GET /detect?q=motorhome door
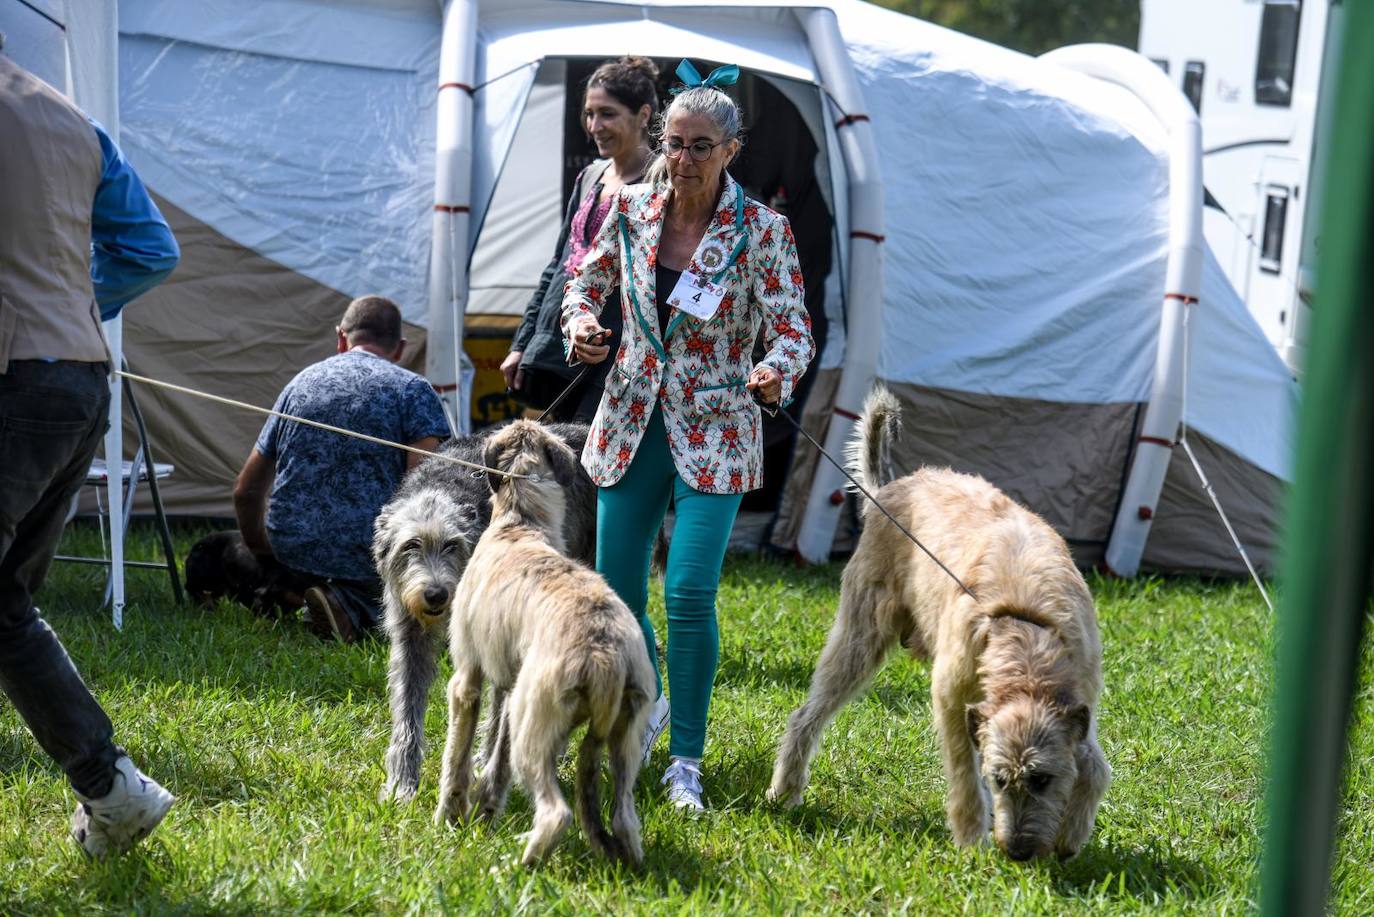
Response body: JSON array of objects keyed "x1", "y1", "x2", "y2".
[{"x1": 1249, "y1": 155, "x2": 1303, "y2": 352}]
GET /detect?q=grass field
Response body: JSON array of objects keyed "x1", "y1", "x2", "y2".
[{"x1": 1, "y1": 523, "x2": 1371, "y2": 914}]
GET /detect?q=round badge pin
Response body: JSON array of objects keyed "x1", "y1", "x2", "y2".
[{"x1": 700, "y1": 243, "x2": 725, "y2": 272}]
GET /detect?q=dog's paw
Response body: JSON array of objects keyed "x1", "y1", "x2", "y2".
[
  {"x1": 950, "y1": 829, "x2": 991, "y2": 849},
  {"x1": 433, "y1": 797, "x2": 469, "y2": 827},
  {"x1": 765, "y1": 779, "x2": 804, "y2": 810},
  {"x1": 472, "y1": 794, "x2": 505, "y2": 823},
  {"x1": 379, "y1": 780, "x2": 419, "y2": 805}
]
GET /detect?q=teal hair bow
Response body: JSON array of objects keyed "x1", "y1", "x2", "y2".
[{"x1": 672, "y1": 59, "x2": 740, "y2": 94}]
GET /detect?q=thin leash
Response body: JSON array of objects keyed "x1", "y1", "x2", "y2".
[
  {"x1": 755, "y1": 394, "x2": 980, "y2": 604},
  {"x1": 535, "y1": 364, "x2": 592, "y2": 424},
  {"x1": 113, "y1": 370, "x2": 532, "y2": 479},
  {"x1": 532, "y1": 329, "x2": 608, "y2": 423}
]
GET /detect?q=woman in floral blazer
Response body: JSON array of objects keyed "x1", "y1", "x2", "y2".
[{"x1": 562, "y1": 61, "x2": 814, "y2": 812}]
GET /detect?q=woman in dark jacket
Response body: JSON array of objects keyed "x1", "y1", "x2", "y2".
[{"x1": 501, "y1": 56, "x2": 659, "y2": 421}]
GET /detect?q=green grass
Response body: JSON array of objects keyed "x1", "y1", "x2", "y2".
[{"x1": 1, "y1": 523, "x2": 1371, "y2": 914}]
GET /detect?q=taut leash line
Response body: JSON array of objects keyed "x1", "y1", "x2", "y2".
[
  {"x1": 113, "y1": 370, "x2": 532, "y2": 480},
  {"x1": 756, "y1": 394, "x2": 980, "y2": 604}
]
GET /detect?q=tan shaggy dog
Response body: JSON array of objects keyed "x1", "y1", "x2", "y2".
[
  {"x1": 434, "y1": 420, "x2": 655, "y2": 867},
  {"x1": 768, "y1": 387, "x2": 1110, "y2": 861}
]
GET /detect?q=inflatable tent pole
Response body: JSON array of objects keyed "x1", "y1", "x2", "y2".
[
  {"x1": 794, "y1": 7, "x2": 885, "y2": 564},
  {"x1": 1039, "y1": 44, "x2": 1203, "y2": 577},
  {"x1": 64, "y1": 0, "x2": 125, "y2": 626},
  {"x1": 426, "y1": 0, "x2": 477, "y2": 434},
  {"x1": 1261, "y1": 3, "x2": 1370, "y2": 910}
]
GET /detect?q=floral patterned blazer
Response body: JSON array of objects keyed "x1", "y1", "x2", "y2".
[{"x1": 561, "y1": 173, "x2": 815, "y2": 494}]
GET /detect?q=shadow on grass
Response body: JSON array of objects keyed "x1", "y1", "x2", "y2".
[
  {"x1": 32, "y1": 593, "x2": 394, "y2": 709},
  {"x1": 716, "y1": 652, "x2": 929, "y2": 715},
  {"x1": 1047, "y1": 839, "x2": 1217, "y2": 902},
  {"x1": 4, "y1": 846, "x2": 267, "y2": 916},
  {"x1": 635, "y1": 832, "x2": 721, "y2": 894}
]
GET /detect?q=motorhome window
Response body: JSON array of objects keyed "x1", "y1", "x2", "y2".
[
  {"x1": 1255, "y1": 0, "x2": 1301, "y2": 106},
  {"x1": 1260, "y1": 186, "x2": 1289, "y2": 274},
  {"x1": 1151, "y1": 58, "x2": 1169, "y2": 74},
  {"x1": 1182, "y1": 61, "x2": 1205, "y2": 113}
]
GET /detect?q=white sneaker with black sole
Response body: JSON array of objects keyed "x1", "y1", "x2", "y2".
[
  {"x1": 662, "y1": 757, "x2": 705, "y2": 813},
  {"x1": 70, "y1": 756, "x2": 175, "y2": 858},
  {"x1": 641, "y1": 693, "x2": 670, "y2": 765}
]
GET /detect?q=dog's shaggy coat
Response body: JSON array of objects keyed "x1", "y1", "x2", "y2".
[
  {"x1": 433, "y1": 421, "x2": 654, "y2": 866},
  {"x1": 374, "y1": 423, "x2": 596, "y2": 802},
  {"x1": 768, "y1": 387, "x2": 1110, "y2": 860}
]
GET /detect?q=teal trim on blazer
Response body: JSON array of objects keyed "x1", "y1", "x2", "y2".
[
  {"x1": 619, "y1": 212, "x2": 667, "y2": 362},
  {"x1": 692, "y1": 378, "x2": 747, "y2": 393}
]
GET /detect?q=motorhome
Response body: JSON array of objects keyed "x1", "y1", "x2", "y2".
[{"x1": 1140, "y1": 0, "x2": 1345, "y2": 371}]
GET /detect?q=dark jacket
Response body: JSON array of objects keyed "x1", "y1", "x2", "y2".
[{"x1": 512, "y1": 159, "x2": 621, "y2": 378}]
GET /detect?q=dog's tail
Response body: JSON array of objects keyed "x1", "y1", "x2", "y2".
[{"x1": 845, "y1": 384, "x2": 902, "y2": 494}]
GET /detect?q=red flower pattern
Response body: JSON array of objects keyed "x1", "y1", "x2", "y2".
[{"x1": 560, "y1": 176, "x2": 814, "y2": 494}]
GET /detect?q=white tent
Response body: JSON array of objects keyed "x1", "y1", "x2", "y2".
[{"x1": 1, "y1": 0, "x2": 1296, "y2": 578}]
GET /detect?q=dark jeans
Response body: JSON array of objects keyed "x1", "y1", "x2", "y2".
[
  {"x1": 278, "y1": 562, "x2": 384, "y2": 634},
  {"x1": 0, "y1": 360, "x2": 120, "y2": 798}
]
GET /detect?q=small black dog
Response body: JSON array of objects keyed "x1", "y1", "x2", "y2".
[{"x1": 184, "y1": 530, "x2": 305, "y2": 617}]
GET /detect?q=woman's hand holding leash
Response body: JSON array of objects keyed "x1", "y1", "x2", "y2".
[
  {"x1": 572, "y1": 319, "x2": 613, "y2": 365},
  {"x1": 747, "y1": 364, "x2": 783, "y2": 409}
]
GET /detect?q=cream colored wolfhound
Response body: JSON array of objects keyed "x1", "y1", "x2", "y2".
[
  {"x1": 769, "y1": 387, "x2": 1110, "y2": 860},
  {"x1": 434, "y1": 420, "x2": 655, "y2": 867}
]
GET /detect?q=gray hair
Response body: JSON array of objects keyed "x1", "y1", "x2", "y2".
[{"x1": 645, "y1": 86, "x2": 745, "y2": 187}]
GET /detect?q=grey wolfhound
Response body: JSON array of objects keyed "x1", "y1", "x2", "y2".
[
  {"x1": 434, "y1": 420, "x2": 654, "y2": 867},
  {"x1": 373, "y1": 422, "x2": 596, "y2": 803},
  {"x1": 768, "y1": 387, "x2": 1110, "y2": 861}
]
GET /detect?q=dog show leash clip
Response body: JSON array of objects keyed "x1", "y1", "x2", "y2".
[{"x1": 751, "y1": 389, "x2": 980, "y2": 604}]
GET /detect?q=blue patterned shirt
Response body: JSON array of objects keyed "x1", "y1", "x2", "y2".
[{"x1": 256, "y1": 349, "x2": 450, "y2": 581}]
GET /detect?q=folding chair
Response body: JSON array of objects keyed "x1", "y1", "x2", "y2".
[{"x1": 54, "y1": 362, "x2": 184, "y2": 613}]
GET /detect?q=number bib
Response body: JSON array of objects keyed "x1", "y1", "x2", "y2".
[{"x1": 667, "y1": 270, "x2": 726, "y2": 321}]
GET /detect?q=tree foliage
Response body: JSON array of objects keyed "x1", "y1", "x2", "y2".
[{"x1": 870, "y1": 0, "x2": 1141, "y2": 57}]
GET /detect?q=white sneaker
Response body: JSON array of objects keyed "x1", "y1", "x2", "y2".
[
  {"x1": 661, "y1": 758, "x2": 705, "y2": 813},
  {"x1": 641, "y1": 693, "x2": 670, "y2": 765},
  {"x1": 70, "y1": 756, "x2": 175, "y2": 858}
]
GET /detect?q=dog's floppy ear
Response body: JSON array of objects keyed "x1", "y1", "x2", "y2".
[
  {"x1": 372, "y1": 506, "x2": 395, "y2": 566},
  {"x1": 482, "y1": 438, "x2": 506, "y2": 494},
  {"x1": 966, "y1": 703, "x2": 988, "y2": 751},
  {"x1": 1063, "y1": 703, "x2": 1091, "y2": 745},
  {"x1": 542, "y1": 438, "x2": 578, "y2": 488}
]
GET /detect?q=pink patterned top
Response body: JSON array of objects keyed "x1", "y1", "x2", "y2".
[{"x1": 563, "y1": 184, "x2": 615, "y2": 274}]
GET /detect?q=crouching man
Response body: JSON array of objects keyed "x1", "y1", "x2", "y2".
[{"x1": 234, "y1": 296, "x2": 450, "y2": 643}]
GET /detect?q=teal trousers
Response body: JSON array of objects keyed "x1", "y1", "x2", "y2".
[{"x1": 595, "y1": 408, "x2": 743, "y2": 760}]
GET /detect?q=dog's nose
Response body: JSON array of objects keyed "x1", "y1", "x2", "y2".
[
  {"x1": 423, "y1": 585, "x2": 450, "y2": 608},
  {"x1": 1004, "y1": 838, "x2": 1036, "y2": 862}
]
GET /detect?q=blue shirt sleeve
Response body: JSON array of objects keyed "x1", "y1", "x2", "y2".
[
  {"x1": 255, "y1": 388, "x2": 290, "y2": 459},
  {"x1": 404, "y1": 378, "x2": 453, "y2": 443},
  {"x1": 87, "y1": 118, "x2": 180, "y2": 319}
]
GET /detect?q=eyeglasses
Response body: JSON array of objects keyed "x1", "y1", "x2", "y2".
[{"x1": 661, "y1": 138, "x2": 726, "y2": 163}]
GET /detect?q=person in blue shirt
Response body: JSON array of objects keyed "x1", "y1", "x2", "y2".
[
  {"x1": 0, "y1": 51, "x2": 179, "y2": 857},
  {"x1": 233, "y1": 295, "x2": 451, "y2": 643}
]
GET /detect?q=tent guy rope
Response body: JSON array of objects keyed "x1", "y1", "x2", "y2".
[{"x1": 1178, "y1": 306, "x2": 1275, "y2": 611}]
